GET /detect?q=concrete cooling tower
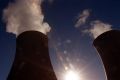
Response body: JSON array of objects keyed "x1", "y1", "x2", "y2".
[
  {"x1": 7, "y1": 31, "x2": 57, "y2": 80},
  {"x1": 93, "y1": 30, "x2": 120, "y2": 80}
]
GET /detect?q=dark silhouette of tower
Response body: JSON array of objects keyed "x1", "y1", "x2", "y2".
[
  {"x1": 93, "y1": 30, "x2": 120, "y2": 80},
  {"x1": 7, "y1": 31, "x2": 57, "y2": 80}
]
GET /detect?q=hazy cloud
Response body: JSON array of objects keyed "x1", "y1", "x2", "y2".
[
  {"x1": 3, "y1": 0, "x2": 51, "y2": 36},
  {"x1": 83, "y1": 20, "x2": 112, "y2": 38},
  {"x1": 48, "y1": 0, "x2": 54, "y2": 4},
  {"x1": 75, "y1": 9, "x2": 90, "y2": 27},
  {"x1": 65, "y1": 39, "x2": 72, "y2": 44}
]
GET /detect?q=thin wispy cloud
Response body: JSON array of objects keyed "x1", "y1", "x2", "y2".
[
  {"x1": 83, "y1": 20, "x2": 112, "y2": 38},
  {"x1": 75, "y1": 9, "x2": 90, "y2": 28},
  {"x1": 48, "y1": 0, "x2": 54, "y2": 4}
]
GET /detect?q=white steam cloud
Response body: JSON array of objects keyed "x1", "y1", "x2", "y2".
[
  {"x1": 3, "y1": 0, "x2": 51, "y2": 36},
  {"x1": 83, "y1": 20, "x2": 112, "y2": 38},
  {"x1": 75, "y1": 9, "x2": 90, "y2": 27}
]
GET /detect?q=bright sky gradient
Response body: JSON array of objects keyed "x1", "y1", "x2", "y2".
[{"x1": 0, "y1": 0, "x2": 120, "y2": 80}]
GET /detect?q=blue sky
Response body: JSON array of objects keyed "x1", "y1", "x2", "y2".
[{"x1": 0, "y1": 0, "x2": 120, "y2": 80}]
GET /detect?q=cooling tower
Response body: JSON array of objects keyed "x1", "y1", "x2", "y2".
[
  {"x1": 93, "y1": 30, "x2": 120, "y2": 80},
  {"x1": 7, "y1": 31, "x2": 57, "y2": 80}
]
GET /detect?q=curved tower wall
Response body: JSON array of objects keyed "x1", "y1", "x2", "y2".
[
  {"x1": 7, "y1": 31, "x2": 57, "y2": 80},
  {"x1": 93, "y1": 30, "x2": 120, "y2": 80}
]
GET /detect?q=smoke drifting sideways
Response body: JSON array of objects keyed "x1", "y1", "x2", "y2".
[
  {"x1": 3, "y1": 0, "x2": 51, "y2": 36},
  {"x1": 83, "y1": 20, "x2": 112, "y2": 39}
]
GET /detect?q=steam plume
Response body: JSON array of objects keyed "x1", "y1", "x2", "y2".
[
  {"x1": 3, "y1": 0, "x2": 51, "y2": 36},
  {"x1": 75, "y1": 9, "x2": 90, "y2": 27},
  {"x1": 83, "y1": 20, "x2": 112, "y2": 38}
]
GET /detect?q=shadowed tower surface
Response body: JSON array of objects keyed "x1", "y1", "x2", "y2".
[
  {"x1": 93, "y1": 30, "x2": 120, "y2": 80},
  {"x1": 7, "y1": 31, "x2": 57, "y2": 80}
]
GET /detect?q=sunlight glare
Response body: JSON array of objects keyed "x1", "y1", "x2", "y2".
[{"x1": 64, "y1": 70, "x2": 80, "y2": 80}]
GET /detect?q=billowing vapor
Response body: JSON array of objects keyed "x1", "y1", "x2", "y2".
[
  {"x1": 75, "y1": 9, "x2": 90, "y2": 27},
  {"x1": 3, "y1": 0, "x2": 51, "y2": 36},
  {"x1": 83, "y1": 20, "x2": 112, "y2": 38}
]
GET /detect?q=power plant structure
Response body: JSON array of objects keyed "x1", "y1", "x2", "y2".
[
  {"x1": 7, "y1": 31, "x2": 57, "y2": 80},
  {"x1": 7, "y1": 29, "x2": 120, "y2": 80},
  {"x1": 93, "y1": 30, "x2": 120, "y2": 80}
]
